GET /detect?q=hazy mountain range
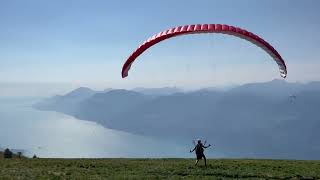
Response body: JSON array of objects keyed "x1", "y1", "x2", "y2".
[{"x1": 34, "y1": 79, "x2": 320, "y2": 159}]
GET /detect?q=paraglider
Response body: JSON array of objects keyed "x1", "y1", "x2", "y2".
[
  {"x1": 289, "y1": 95, "x2": 297, "y2": 103},
  {"x1": 190, "y1": 139, "x2": 212, "y2": 166},
  {"x1": 122, "y1": 24, "x2": 287, "y2": 78}
]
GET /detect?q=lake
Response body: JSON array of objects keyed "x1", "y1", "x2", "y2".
[{"x1": 0, "y1": 97, "x2": 213, "y2": 158}]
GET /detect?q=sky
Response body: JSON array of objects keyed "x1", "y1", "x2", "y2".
[{"x1": 1, "y1": 0, "x2": 320, "y2": 93}]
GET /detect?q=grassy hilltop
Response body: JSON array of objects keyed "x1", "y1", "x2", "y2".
[{"x1": 0, "y1": 158, "x2": 319, "y2": 179}]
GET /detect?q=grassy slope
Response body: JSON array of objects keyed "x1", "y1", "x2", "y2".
[{"x1": 0, "y1": 158, "x2": 319, "y2": 179}]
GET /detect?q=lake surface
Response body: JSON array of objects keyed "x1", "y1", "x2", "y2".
[{"x1": 0, "y1": 97, "x2": 217, "y2": 158}]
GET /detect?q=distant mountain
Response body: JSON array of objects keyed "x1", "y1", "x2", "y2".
[
  {"x1": 74, "y1": 89, "x2": 152, "y2": 125},
  {"x1": 63, "y1": 87, "x2": 96, "y2": 98},
  {"x1": 33, "y1": 87, "x2": 97, "y2": 115},
  {"x1": 34, "y1": 80, "x2": 320, "y2": 159},
  {"x1": 103, "y1": 88, "x2": 113, "y2": 92},
  {"x1": 229, "y1": 79, "x2": 301, "y2": 97},
  {"x1": 132, "y1": 87, "x2": 182, "y2": 96}
]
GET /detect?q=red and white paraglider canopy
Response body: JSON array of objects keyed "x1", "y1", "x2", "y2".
[{"x1": 122, "y1": 24, "x2": 287, "y2": 78}]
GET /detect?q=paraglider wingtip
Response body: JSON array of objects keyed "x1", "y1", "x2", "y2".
[
  {"x1": 122, "y1": 73, "x2": 128, "y2": 78},
  {"x1": 121, "y1": 69, "x2": 127, "y2": 78},
  {"x1": 280, "y1": 70, "x2": 287, "y2": 79},
  {"x1": 281, "y1": 73, "x2": 287, "y2": 79}
]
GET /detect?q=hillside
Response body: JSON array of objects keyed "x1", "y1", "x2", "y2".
[{"x1": 0, "y1": 158, "x2": 319, "y2": 179}]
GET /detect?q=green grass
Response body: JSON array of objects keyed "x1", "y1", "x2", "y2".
[{"x1": 0, "y1": 158, "x2": 319, "y2": 179}]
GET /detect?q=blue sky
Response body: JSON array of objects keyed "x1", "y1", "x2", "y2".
[{"x1": 1, "y1": 0, "x2": 320, "y2": 90}]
